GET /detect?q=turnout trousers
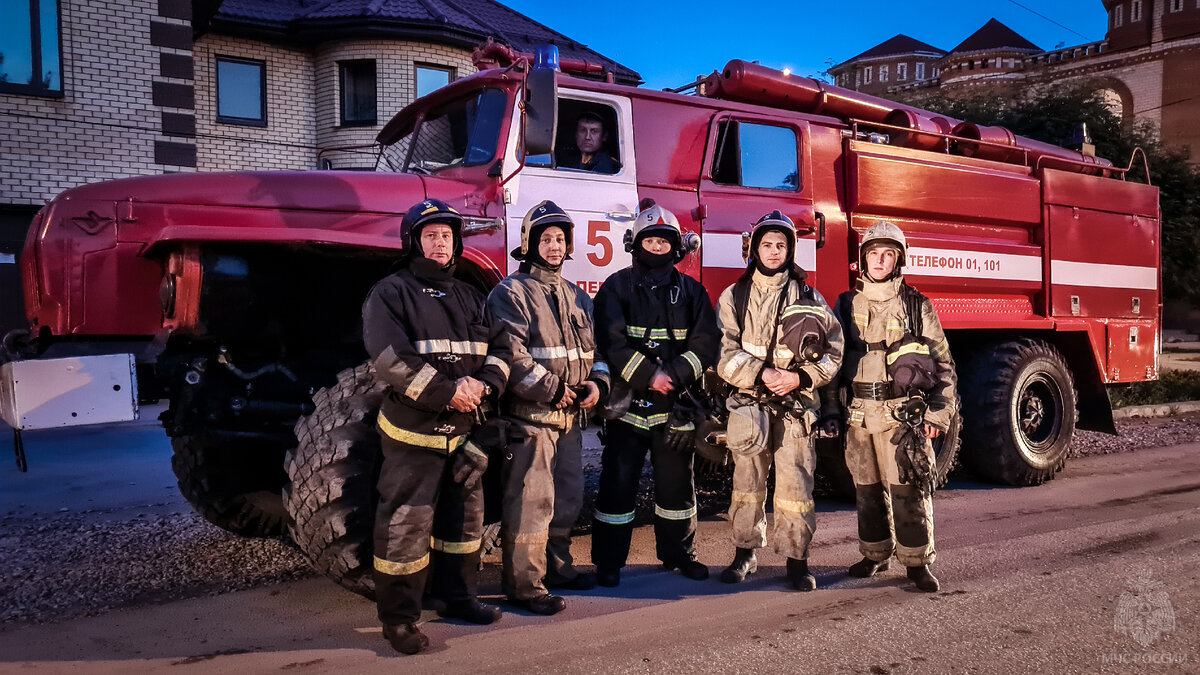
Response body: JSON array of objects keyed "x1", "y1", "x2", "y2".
[
  {"x1": 729, "y1": 411, "x2": 817, "y2": 560},
  {"x1": 591, "y1": 421, "x2": 699, "y2": 571},
  {"x1": 373, "y1": 435, "x2": 484, "y2": 625},
  {"x1": 845, "y1": 425, "x2": 936, "y2": 566},
  {"x1": 501, "y1": 418, "x2": 585, "y2": 600}
]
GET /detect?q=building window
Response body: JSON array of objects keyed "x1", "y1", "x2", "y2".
[
  {"x1": 880, "y1": 65, "x2": 889, "y2": 82},
  {"x1": 216, "y1": 56, "x2": 266, "y2": 126},
  {"x1": 1169, "y1": 0, "x2": 1182, "y2": 10},
  {"x1": 863, "y1": 66, "x2": 872, "y2": 84},
  {"x1": 0, "y1": 0, "x2": 61, "y2": 96},
  {"x1": 339, "y1": 60, "x2": 377, "y2": 126},
  {"x1": 712, "y1": 121, "x2": 799, "y2": 191},
  {"x1": 1132, "y1": 0, "x2": 1143, "y2": 21},
  {"x1": 897, "y1": 63, "x2": 907, "y2": 81},
  {"x1": 1114, "y1": 4, "x2": 1124, "y2": 26},
  {"x1": 932, "y1": 67, "x2": 940, "y2": 78},
  {"x1": 916, "y1": 62, "x2": 926, "y2": 80},
  {"x1": 415, "y1": 64, "x2": 454, "y2": 99}
]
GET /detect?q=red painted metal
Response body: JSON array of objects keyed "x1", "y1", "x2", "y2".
[{"x1": 17, "y1": 58, "x2": 1160, "y2": 395}]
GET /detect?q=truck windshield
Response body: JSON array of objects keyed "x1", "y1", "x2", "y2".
[{"x1": 377, "y1": 88, "x2": 507, "y2": 174}]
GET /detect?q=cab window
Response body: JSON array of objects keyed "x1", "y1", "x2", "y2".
[
  {"x1": 711, "y1": 121, "x2": 798, "y2": 190},
  {"x1": 535, "y1": 100, "x2": 622, "y2": 175}
]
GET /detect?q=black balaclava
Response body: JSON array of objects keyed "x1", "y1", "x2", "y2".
[
  {"x1": 632, "y1": 230, "x2": 679, "y2": 285},
  {"x1": 520, "y1": 223, "x2": 566, "y2": 274}
]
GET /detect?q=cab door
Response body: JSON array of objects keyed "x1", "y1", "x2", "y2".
[
  {"x1": 697, "y1": 114, "x2": 817, "y2": 303},
  {"x1": 501, "y1": 89, "x2": 639, "y2": 295}
]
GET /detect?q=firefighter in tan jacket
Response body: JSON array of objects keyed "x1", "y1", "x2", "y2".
[
  {"x1": 825, "y1": 221, "x2": 958, "y2": 592},
  {"x1": 716, "y1": 211, "x2": 843, "y2": 591},
  {"x1": 486, "y1": 201, "x2": 610, "y2": 615}
]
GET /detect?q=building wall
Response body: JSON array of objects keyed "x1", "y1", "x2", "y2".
[
  {"x1": 313, "y1": 40, "x2": 476, "y2": 170},
  {"x1": 193, "y1": 35, "x2": 317, "y2": 171},
  {"x1": 1161, "y1": 50, "x2": 1200, "y2": 156},
  {"x1": 0, "y1": 0, "x2": 195, "y2": 208},
  {"x1": 831, "y1": 55, "x2": 940, "y2": 95}
]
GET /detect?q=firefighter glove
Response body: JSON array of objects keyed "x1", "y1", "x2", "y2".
[{"x1": 452, "y1": 440, "x2": 490, "y2": 490}]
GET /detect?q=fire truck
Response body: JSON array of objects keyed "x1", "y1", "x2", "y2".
[{"x1": 0, "y1": 46, "x2": 1159, "y2": 596}]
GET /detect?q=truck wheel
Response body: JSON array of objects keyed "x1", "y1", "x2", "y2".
[
  {"x1": 171, "y1": 434, "x2": 289, "y2": 537},
  {"x1": 960, "y1": 339, "x2": 1077, "y2": 486},
  {"x1": 815, "y1": 416, "x2": 961, "y2": 501},
  {"x1": 285, "y1": 363, "x2": 385, "y2": 599}
]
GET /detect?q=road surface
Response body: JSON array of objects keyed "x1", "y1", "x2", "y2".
[{"x1": 1, "y1": 437, "x2": 1196, "y2": 672}]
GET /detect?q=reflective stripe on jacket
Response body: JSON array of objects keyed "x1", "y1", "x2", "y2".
[
  {"x1": 362, "y1": 258, "x2": 511, "y2": 444},
  {"x1": 487, "y1": 264, "x2": 610, "y2": 426}
]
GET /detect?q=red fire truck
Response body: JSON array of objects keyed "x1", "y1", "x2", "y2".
[{"x1": 1, "y1": 47, "x2": 1159, "y2": 596}]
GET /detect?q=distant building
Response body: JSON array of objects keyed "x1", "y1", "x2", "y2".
[
  {"x1": 0, "y1": 0, "x2": 637, "y2": 332},
  {"x1": 827, "y1": 3, "x2": 1200, "y2": 163}
]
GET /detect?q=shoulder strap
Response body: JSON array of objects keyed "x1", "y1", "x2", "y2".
[
  {"x1": 732, "y1": 277, "x2": 751, "y2": 335},
  {"x1": 902, "y1": 283, "x2": 926, "y2": 339}
]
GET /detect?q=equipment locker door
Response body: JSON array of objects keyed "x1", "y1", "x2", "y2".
[
  {"x1": 698, "y1": 114, "x2": 817, "y2": 303},
  {"x1": 501, "y1": 90, "x2": 639, "y2": 295}
]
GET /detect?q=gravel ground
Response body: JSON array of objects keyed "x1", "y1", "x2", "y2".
[{"x1": 3, "y1": 412, "x2": 1199, "y2": 628}]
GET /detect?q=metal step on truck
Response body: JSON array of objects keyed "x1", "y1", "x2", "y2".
[{"x1": 1, "y1": 44, "x2": 1160, "y2": 597}]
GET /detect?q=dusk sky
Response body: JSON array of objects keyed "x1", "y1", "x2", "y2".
[{"x1": 503, "y1": 0, "x2": 1111, "y2": 90}]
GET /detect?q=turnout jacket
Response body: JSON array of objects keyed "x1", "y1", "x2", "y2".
[
  {"x1": 487, "y1": 264, "x2": 611, "y2": 428},
  {"x1": 717, "y1": 269, "x2": 844, "y2": 410},
  {"x1": 594, "y1": 265, "x2": 719, "y2": 430},
  {"x1": 362, "y1": 258, "x2": 511, "y2": 452},
  {"x1": 828, "y1": 276, "x2": 958, "y2": 431}
]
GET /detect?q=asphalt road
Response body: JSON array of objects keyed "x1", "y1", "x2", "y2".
[{"x1": 1, "y1": 435, "x2": 1196, "y2": 672}]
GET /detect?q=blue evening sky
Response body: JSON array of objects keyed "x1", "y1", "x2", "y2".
[{"x1": 503, "y1": 0, "x2": 1110, "y2": 90}]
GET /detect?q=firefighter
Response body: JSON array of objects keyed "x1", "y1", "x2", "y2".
[
  {"x1": 590, "y1": 201, "x2": 719, "y2": 587},
  {"x1": 362, "y1": 199, "x2": 512, "y2": 655},
  {"x1": 486, "y1": 200, "x2": 610, "y2": 615},
  {"x1": 556, "y1": 111, "x2": 622, "y2": 174},
  {"x1": 822, "y1": 220, "x2": 958, "y2": 593},
  {"x1": 715, "y1": 211, "x2": 843, "y2": 591}
]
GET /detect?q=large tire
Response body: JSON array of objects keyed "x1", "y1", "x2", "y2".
[
  {"x1": 285, "y1": 363, "x2": 385, "y2": 599},
  {"x1": 171, "y1": 434, "x2": 290, "y2": 537},
  {"x1": 960, "y1": 339, "x2": 1077, "y2": 486},
  {"x1": 815, "y1": 414, "x2": 962, "y2": 501}
]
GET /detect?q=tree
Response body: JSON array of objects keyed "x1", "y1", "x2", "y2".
[{"x1": 895, "y1": 86, "x2": 1200, "y2": 306}]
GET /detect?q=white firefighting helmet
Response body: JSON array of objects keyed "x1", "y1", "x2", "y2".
[
  {"x1": 858, "y1": 220, "x2": 907, "y2": 276},
  {"x1": 512, "y1": 200, "x2": 575, "y2": 261},
  {"x1": 623, "y1": 201, "x2": 701, "y2": 260}
]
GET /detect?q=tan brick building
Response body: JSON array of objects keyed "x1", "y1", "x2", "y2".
[
  {"x1": 827, "y1": 2, "x2": 1200, "y2": 163},
  {"x1": 0, "y1": 0, "x2": 636, "y2": 331}
]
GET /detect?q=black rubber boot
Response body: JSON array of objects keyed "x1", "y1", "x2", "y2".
[
  {"x1": 719, "y1": 548, "x2": 758, "y2": 584},
  {"x1": 438, "y1": 598, "x2": 502, "y2": 624},
  {"x1": 510, "y1": 593, "x2": 567, "y2": 615},
  {"x1": 907, "y1": 565, "x2": 940, "y2": 592},
  {"x1": 383, "y1": 622, "x2": 429, "y2": 655},
  {"x1": 596, "y1": 568, "x2": 621, "y2": 587},
  {"x1": 786, "y1": 558, "x2": 816, "y2": 591},
  {"x1": 545, "y1": 572, "x2": 597, "y2": 591},
  {"x1": 664, "y1": 558, "x2": 710, "y2": 581},
  {"x1": 848, "y1": 557, "x2": 890, "y2": 578}
]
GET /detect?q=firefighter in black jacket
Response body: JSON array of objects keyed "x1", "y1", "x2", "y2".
[
  {"x1": 591, "y1": 202, "x2": 720, "y2": 587},
  {"x1": 362, "y1": 199, "x2": 512, "y2": 655}
]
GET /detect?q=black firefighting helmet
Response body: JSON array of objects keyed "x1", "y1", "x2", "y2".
[
  {"x1": 886, "y1": 335, "x2": 940, "y2": 397},
  {"x1": 512, "y1": 200, "x2": 575, "y2": 261},
  {"x1": 779, "y1": 301, "x2": 829, "y2": 363},
  {"x1": 743, "y1": 210, "x2": 797, "y2": 270},
  {"x1": 401, "y1": 199, "x2": 463, "y2": 259}
]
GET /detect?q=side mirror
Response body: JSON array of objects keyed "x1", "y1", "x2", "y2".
[{"x1": 524, "y1": 53, "x2": 558, "y2": 157}]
